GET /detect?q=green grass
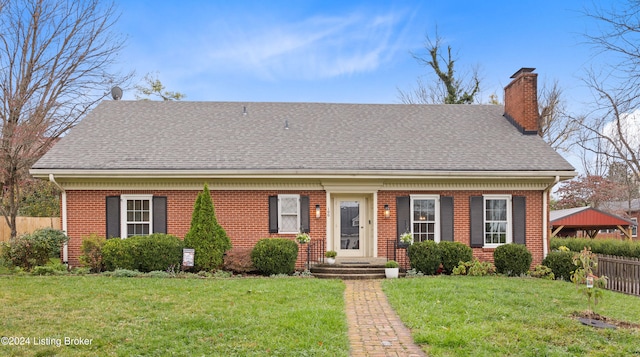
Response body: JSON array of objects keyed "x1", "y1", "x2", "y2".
[
  {"x1": 0, "y1": 276, "x2": 349, "y2": 356},
  {"x1": 382, "y1": 276, "x2": 640, "y2": 357}
]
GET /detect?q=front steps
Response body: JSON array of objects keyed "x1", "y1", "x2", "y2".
[
  {"x1": 311, "y1": 263, "x2": 385, "y2": 280},
  {"x1": 310, "y1": 261, "x2": 405, "y2": 280}
]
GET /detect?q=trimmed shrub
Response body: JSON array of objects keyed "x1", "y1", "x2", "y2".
[
  {"x1": 79, "y1": 234, "x2": 106, "y2": 273},
  {"x1": 550, "y1": 237, "x2": 640, "y2": 258},
  {"x1": 102, "y1": 234, "x2": 183, "y2": 273},
  {"x1": 251, "y1": 238, "x2": 298, "y2": 275},
  {"x1": 0, "y1": 228, "x2": 68, "y2": 270},
  {"x1": 133, "y1": 234, "x2": 183, "y2": 272},
  {"x1": 223, "y1": 247, "x2": 256, "y2": 273},
  {"x1": 438, "y1": 241, "x2": 473, "y2": 274},
  {"x1": 493, "y1": 244, "x2": 532, "y2": 276},
  {"x1": 184, "y1": 184, "x2": 232, "y2": 271},
  {"x1": 102, "y1": 238, "x2": 136, "y2": 271},
  {"x1": 407, "y1": 240, "x2": 441, "y2": 275},
  {"x1": 542, "y1": 250, "x2": 577, "y2": 281}
]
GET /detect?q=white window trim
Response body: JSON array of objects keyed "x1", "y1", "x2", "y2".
[
  {"x1": 121, "y1": 194, "x2": 153, "y2": 238},
  {"x1": 410, "y1": 194, "x2": 440, "y2": 243},
  {"x1": 278, "y1": 194, "x2": 300, "y2": 234},
  {"x1": 483, "y1": 194, "x2": 512, "y2": 248},
  {"x1": 632, "y1": 218, "x2": 638, "y2": 238}
]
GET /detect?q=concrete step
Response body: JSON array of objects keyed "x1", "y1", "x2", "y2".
[{"x1": 312, "y1": 272, "x2": 386, "y2": 280}]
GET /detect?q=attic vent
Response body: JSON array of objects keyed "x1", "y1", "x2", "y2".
[
  {"x1": 284, "y1": 120, "x2": 289, "y2": 130},
  {"x1": 242, "y1": 106, "x2": 247, "y2": 116}
]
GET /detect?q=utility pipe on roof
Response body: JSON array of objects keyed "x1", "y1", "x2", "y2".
[
  {"x1": 49, "y1": 174, "x2": 68, "y2": 266},
  {"x1": 542, "y1": 176, "x2": 560, "y2": 258}
]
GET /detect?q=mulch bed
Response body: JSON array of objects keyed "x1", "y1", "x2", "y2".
[{"x1": 572, "y1": 311, "x2": 640, "y2": 329}]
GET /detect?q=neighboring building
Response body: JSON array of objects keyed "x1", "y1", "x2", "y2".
[
  {"x1": 550, "y1": 206, "x2": 636, "y2": 240},
  {"x1": 30, "y1": 68, "x2": 576, "y2": 268},
  {"x1": 599, "y1": 199, "x2": 640, "y2": 239}
]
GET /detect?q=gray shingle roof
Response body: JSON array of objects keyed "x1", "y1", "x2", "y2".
[{"x1": 32, "y1": 101, "x2": 575, "y2": 173}]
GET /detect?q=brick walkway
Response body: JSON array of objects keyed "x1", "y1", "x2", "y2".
[{"x1": 344, "y1": 280, "x2": 427, "y2": 357}]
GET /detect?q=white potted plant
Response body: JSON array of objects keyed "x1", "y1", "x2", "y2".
[
  {"x1": 399, "y1": 232, "x2": 413, "y2": 248},
  {"x1": 325, "y1": 250, "x2": 337, "y2": 264},
  {"x1": 385, "y1": 260, "x2": 400, "y2": 278}
]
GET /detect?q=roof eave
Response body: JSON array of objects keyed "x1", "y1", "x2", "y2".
[{"x1": 30, "y1": 168, "x2": 577, "y2": 181}]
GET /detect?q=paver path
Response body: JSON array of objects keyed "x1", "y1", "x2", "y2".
[{"x1": 344, "y1": 280, "x2": 427, "y2": 357}]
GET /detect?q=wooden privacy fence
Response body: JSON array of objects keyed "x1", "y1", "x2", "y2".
[
  {"x1": 597, "y1": 254, "x2": 640, "y2": 296},
  {"x1": 0, "y1": 217, "x2": 61, "y2": 242}
]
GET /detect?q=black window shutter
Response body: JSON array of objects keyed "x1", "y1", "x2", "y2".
[
  {"x1": 440, "y1": 196, "x2": 454, "y2": 242},
  {"x1": 300, "y1": 195, "x2": 310, "y2": 233},
  {"x1": 153, "y1": 196, "x2": 167, "y2": 234},
  {"x1": 512, "y1": 196, "x2": 526, "y2": 245},
  {"x1": 106, "y1": 196, "x2": 121, "y2": 238},
  {"x1": 470, "y1": 196, "x2": 484, "y2": 248},
  {"x1": 396, "y1": 196, "x2": 410, "y2": 241},
  {"x1": 268, "y1": 196, "x2": 278, "y2": 233}
]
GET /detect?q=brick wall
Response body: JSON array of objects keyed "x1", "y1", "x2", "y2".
[
  {"x1": 64, "y1": 189, "x2": 326, "y2": 268},
  {"x1": 377, "y1": 190, "x2": 545, "y2": 267},
  {"x1": 65, "y1": 188, "x2": 546, "y2": 269}
]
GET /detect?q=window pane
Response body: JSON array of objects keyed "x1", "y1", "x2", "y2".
[
  {"x1": 413, "y1": 199, "x2": 435, "y2": 221},
  {"x1": 280, "y1": 197, "x2": 298, "y2": 214},
  {"x1": 281, "y1": 214, "x2": 298, "y2": 232}
]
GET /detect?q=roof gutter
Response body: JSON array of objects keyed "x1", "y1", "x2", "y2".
[
  {"x1": 542, "y1": 175, "x2": 560, "y2": 258},
  {"x1": 31, "y1": 168, "x2": 578, "y2": 181},
  {"x1": 49, "y1": 174, "x2": 68, "y2": 266}
]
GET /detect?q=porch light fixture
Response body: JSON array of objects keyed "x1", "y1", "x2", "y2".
[
  {"x1": 315, "y1": 204, "x2": 321, "y2": 218},
  {"x1": 384, "y1": 204, "x2": 390, "y2": 218}
]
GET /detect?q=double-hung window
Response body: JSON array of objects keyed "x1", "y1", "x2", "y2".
[
  {"x1": 410, "y1": 195, "x2": 440, "y2": 243},
  {"x1": 121, "y1": 195, "x2": 153, "y2": 237},
  {"x1": 278, "y1": 194, "x2": 300, "y2": 233},
  {"x1": 632, "y1": 218, "x2": 638, "y2": 238},
  {"x1": 484, "y1": 195, "x2": 512, "y2": 247}
]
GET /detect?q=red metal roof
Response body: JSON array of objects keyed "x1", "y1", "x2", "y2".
[{"x1": 551, "y1": 206, "x2": 634, "y2": 228}]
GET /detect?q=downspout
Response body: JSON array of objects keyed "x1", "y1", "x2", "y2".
[
  {"x1": 49, "y1": 174, "x2": 68, "y2": 266},
  {"x1": 542, "y1": 175, "x2": 560, "y2": 258}
]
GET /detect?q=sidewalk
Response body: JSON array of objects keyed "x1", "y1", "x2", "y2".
[{"x1": 344, "y1": 280, "x2": 427, "y2": 357}]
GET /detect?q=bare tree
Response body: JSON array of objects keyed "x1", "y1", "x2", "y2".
[
  {"x1": 398, "y1": 29, "x2": 480, "y2": 104},
  {"x1": 0, "y1": 0, "x2": 129, "y2": 238},
  {"x1": 573, "y1": 1, "x2": 640, "y2": 179},
  {"x1": 538, "y1": 80, "x2": 580, "y2": 152}
]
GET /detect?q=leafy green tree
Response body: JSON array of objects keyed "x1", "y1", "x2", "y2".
[
  {"x1": 19, "y1": 180, "x2": 60, "y2": 217},
  {"x1": 135, "y1": 72, "x2": 185, "y2": 101},
  {"x1": 183, "y1": 184, "x2": 231, "y2": 271}
]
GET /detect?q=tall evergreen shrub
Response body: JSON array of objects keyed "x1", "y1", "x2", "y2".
[{"x1": 183, "y1": 184, "x2": 232, "y2": 271}]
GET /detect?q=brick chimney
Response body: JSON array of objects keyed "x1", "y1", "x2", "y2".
[{"x1": 504, "y1": 68, "x2": 539, "y2": 135}]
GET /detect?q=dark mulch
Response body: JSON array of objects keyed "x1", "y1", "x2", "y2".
[{"x1": 572, "y1": 311, "x2": 640, "y2": 329}]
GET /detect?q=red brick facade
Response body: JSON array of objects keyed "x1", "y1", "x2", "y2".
[{"x1": 63, "y1": 187, "x2": 546, "y2": 269}]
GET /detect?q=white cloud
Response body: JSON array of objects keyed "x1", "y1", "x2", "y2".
[{"x1": 197, "y1": 9, "x2": 413, "y2": 80}]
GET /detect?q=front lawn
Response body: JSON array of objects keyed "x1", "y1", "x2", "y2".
[
  {"x1": 383, "y1": 276, "x2": 640, "y2": 356},
  {"x1": 0, "y1": 276, "x2": 349, "y2": 356}
]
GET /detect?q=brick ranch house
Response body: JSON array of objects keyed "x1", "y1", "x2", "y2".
[{"x1": 30, "y1": 68, "x2": 576, "y2": 269}]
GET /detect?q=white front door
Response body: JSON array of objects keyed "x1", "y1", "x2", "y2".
[{"x1": 334, "y1": 197, "x2": 367, "y2": 257}]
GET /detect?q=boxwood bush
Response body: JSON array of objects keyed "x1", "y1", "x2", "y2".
[
  {"x1": 102, "y1": 234, "x2": 183, "y2": 272},
  {"x1": 251, "y1": 238, "x2": 298, "y2": 275},
  {"x1": 493, "y1": 244, "x2": 532, "y2": 276},
  {"x1": 541, "y1": 250, "x2": 577, "y2": 281},
  {"x1": 407, "y1": 240, "x2": 441, "y2": 275},
  {"x1": 438, "y1": 241, "x2": 473, "y2": 274}
]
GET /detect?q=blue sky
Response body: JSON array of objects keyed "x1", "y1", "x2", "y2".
[{"x1": 111, "y1": 0, "x2": 607, "y2": 109}]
